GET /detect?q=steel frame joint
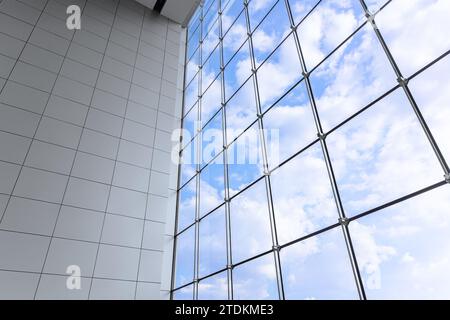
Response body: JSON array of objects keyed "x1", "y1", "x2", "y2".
[
  {"x1": 445, "y1": 173, "x2": 450, "y2": 184},
  {"x1": 317, "y1": 132, "x2": 327, "y2": 141},
  {"x1": 272, "y1": 245, "x2": 281, "y2": 252},
  {"x1": 339, "y1": 217, "x2": 349, "y2": 227},
  {"x1": 397, "y1": 76, "x2": 409, "y2": 87}
]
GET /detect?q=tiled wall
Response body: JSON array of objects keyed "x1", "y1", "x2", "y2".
[{"x1": 0, "y1": 0, "x2": 185, "y2": 299}]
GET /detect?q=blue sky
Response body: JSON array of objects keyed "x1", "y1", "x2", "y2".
[{"x1": 175, "y1": 0, "x2": 450, "y2": 300}]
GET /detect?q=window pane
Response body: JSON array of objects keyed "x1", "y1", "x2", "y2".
[
  {"x1": 280, "y1": 227, "x2": 359, "y2": 299},
  {"x1": 233, "y1": 253, "x2": 279, "y2": 300},
  {"x1": 288, "y1": 0, "x2": 319, "y2": 26},
  {"x1": 296, "y1": 0, "x2": 365, "y2": 71},
  {"x1": 225, "y1": 78, "x2": 257, "y2": 144},
  {"x1": 230, "y1": 179, "x2": 272, "y2": 263},
  {"x1": 227, "y1": 122, "x2": 264, "y2": 196},
  {"x1": 201, "y1": 78, "x2": 222, "y2": 124},
  {"x1": 203, "y1": 0, "x2": 219, "y2": 39},
  {"x1": 224, "y1": 40, "x2": 252, "y2": 100},
  {"x1": 199, "y1": 163, "x2": 225, "y2": 217},
  {"x1": 185, "y1": 74, "x2": 199, "y2": 114},
  {"x1": 182, "y1": 102, "x2": 198, "y2": 148},
  {"x1": 175, "y1": 226, "x2": 195, "y2": 288},
  {"x1": 408, "y1": 55, "x2": 450, "y2": 162},
  {"x1": 326, "y1": 89, "x2": 443, "y2": 217},
  {"x1": 178, "y1": 178, "x2": 196, "y2": 232},
  {"x1": 222, "y1": 0, "x2": 245, "y2": 35},
  {"x1": 202, "y1": 45, "x2": 221, "y2": 94},
  {"x1": 199, "y1": 206, "x2": 227, "y2": 276},
  {"x1": 270, "y1": 143, "x2": 338, "y2": 245},
  {"x1": 173, "y1": 285, "x2": 194, "y2": 300},
  {"x1": 198, "y1": 271, "x2": 228, "y2": 300},
  {"x1": 256, "y1": 34, "x2": 302, "y2": 112},
  {"x1": 309, "y1": 23, "x2": 396, "y2": 132},
  {"x1": 349, "y1": 187, "x2": 450, "y2": 299},
  {"x1": 250, "y1": 0, "x2": 290, "y2": 57},
  {"x1": 262, "y1": 81, "x2": 317, "y2": 168},
  {"x1": 223, "y1": 13, "x2": 248, "y2": 67},
  {"x1": 376, "y1": 0, "x2": 450, "y2": 77}
]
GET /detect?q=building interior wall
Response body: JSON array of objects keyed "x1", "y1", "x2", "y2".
[{"x1": 0, "y1": 0, "x2": 184, "y2": 299}]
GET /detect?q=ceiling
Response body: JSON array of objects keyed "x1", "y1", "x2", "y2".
[{"x1": 135, "y1": 0, "x2": 201, "y2": 26}]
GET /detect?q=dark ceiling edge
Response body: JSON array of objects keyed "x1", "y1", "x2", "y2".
[
  {"x1": 181, "y1": 0, "x2": 202, "y2": 28},
  {"x1": 153, "y1": 0, "x2": 167, "y2": 13}
]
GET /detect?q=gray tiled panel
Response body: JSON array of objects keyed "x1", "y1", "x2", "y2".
[
  {"x1": 0, "y1": 32, "x2": 25, "y2": 59},
  {"x1": 129, "y1": 84, "x2": 159, "y2": 108},
  {"x1": 146, "y1": 194, "x2": 168, "y2": 223},
  {"x1": 0, "y1": 49, "x2": 15, "y2": 77},
  {"x1": 37, "y1": 12, "x2": 74, "y2": 40},
  {"x1": 113, "y1": 16, "x2": 141, "y2": 38},
  {"x1": 96, "y1": 71, "x2": 131, "y2": 99},
  {"x1": 0, "y1": 12, "x2": 33, "y2": 41},
  {"x1": 101, "y1": 213, "x2": 143, "y2": 248},
  {"x1": 67, "y1": 42, "x2": 103, "y2": 69},
  {"x1": 157, "y1": 112, "x2": 176, "y2": 132},
  {"x1": 94, "y1": 244, "x2": 140, "y2": 281},
  {"x1": 60, "y1": 58, "x2": 99, "y2": 87},
  {"x1": 89, "y1": 278, "x2": 135, "y2": 300},
  {"x1": 142, "y1": 221, "x2": 165, "y2": 251},
  {"x1": 151, "y1": 149, "x2": 171, "y2": 174},
  {"x1": 110, "y1": 28, "x2": 139, "y2": 52},
  {"x1": 0, "y1": 161, "x2": 20, "y2": 194},
  {"x1": 136, "y1": 282, "x2": 161, "y2": 300},
  {"x1": 121, "y1": 119, "x2": 155, "y2": 147},
  {"x1": 0, "y1": 231, "x2": 50, "y2": 272},
  {"x1": 0, "y1": 102, "x2": 40, "y2": 137},
  {"x1": 25, "y1": 140, "x2": 76, "y2": 175},
  {"x1": 91, "y1": 88, "x2": 127, "y2": 117},
  {"x1": 141, "y1": 31, "x2": 165, "y2": 50},
  {"x1": 0, "y1": 196, "x2": 60, "y2": 236},
  {"x1": 85, "y1": 108, "x2": 123, "y2": 137},
  {"x1": 36, "y1": 274, "x2": 91, "y2": 300},
  {"x1": 13, "y1": 167, "x2": 68, "y2": 203},
  {"x1": 73, "y1": 30, "x2": 108, "y2": 53},
  {"x1": 138, "y1": 250, "x2": 163, "y2": 282},
  {"x1": 53, "y1": 76, "x2": 94, "y2": 106},
  {"x1": 29, "y1": 28, "x2": 71, "y2": 56},
  {"x1": 10, "y1": 61, "x2": 57, "y2": 93},
  {"x1": 84, "y1": 2, "x2": 115, "y2": 25},
  {"x1": 43, "y1": 238, "x2": 98, "y2": 276},
  {"x1": 113, "y1": 162, "x2": 149, "y2": 193},
  {"x1": 45, "y1": 95, "x2": 89, "y2": 126},
  {"x1": 101, "y1": 55, "x2": 133, "y2": 82},
  {"x1": 44, "y1": 0, "x2": 68, "y2": 19},
  {"x1": 83, "y1": 14, "x2": 111, "y2": 39},
  {"x1": 20, "y1": 0, "x2": 47, "y2": 10},
  {"x1": 19, "y1": 43, "x2": 64, "y2": 73},
  {"x1": 0, "y1": 0, "x2": 41, "y2": 25},
  {"x1": 154, "y1": 129, "x2": 172, "y2": 153},
  {"x1": 78, "y1": 129, "x2": 119, "y2": 159},
  {"x1": 135, "y1": 54, "x2": 163, "y2": 77},
  {"x1": 35, "y1": 117, "x2": 83, "y2": 149},
  {"x1": 54, "y1": 205, "x2": 104, "y2": 242},
  {"x1": 107, "y1": 186, "x2": 147, "y2": 219},
  {"x1": 138, "y1": 41, "x2": 164, "y2": 63},
  {"x1": 63, "y1": 177, "x2": 110, "y2": 211},
  {"x1": 0, "y1": 270, "x2": 39, "y2": 299},
  {"x1": 0, "y1": 131, "x2": 31, "y2": 164},
  {"x1": 72, "y1": 151, "x2": 115, "y2": 184},
  {"x1": 117, "y1": 139, "x2": 153, "y2": 169},
  {"x1": 132, "y1": 68, "x2": 161, "y2": 93},
  {"x1": 148, "y1": 170, "x2": 169, "y2": 197},
  {"x1": 106, "y1": 41, "x2": 135, "y2": 66},
  {"x1": 0, "y1": 81, "x2": 49, "y2": 114},
  {"x1": 125, "y1": 101, "x2": 157, "y2": 127}
]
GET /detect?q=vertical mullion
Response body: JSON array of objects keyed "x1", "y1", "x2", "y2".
[
  {"x1": 243, "y1": 0, "x2": 285, "y2": 300},
  {"x1": 357, "y1": 0, "x2": 449, "y2": 175},
  {"x1": 193, "y1": 4, "x2": 205, "y2": 301},
  {"x1": 283, "y1": 0, "x2": 367, "y2": 300},
  {"x1": 219, "y1": 0, "x2": 234, "y2": 300}
]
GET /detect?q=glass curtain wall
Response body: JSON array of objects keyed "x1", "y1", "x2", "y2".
[{"x1": 172, "y1": 0, "x2": 450, "y2": 300}]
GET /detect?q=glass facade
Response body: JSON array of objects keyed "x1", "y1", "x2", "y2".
[{"x1": 173, "y1": 0, "x2": 450, "y2": 300}]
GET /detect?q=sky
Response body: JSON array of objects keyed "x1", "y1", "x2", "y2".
[{"x1": 175, "y1": 0, "x2": 450, "y2": 300}]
